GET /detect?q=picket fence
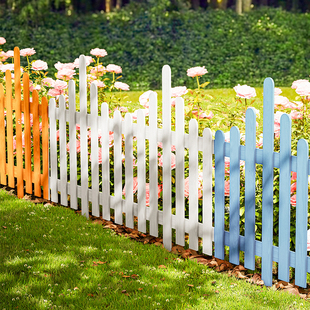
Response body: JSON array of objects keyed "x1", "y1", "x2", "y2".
[
  {"x1": 0, "y1": 47, "x2": 49, "y2": 199},
  {"x1": 0, "y1": 51, "x2": 309, "y2": 289}
]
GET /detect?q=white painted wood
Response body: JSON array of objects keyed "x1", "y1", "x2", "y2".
[
  {"x1": 100, "y1": 102, "x2": 110, "y2": 220},
  {"x1": 203, "y1": 127, "x2": 213, "y2": 255},
  {"x1": 90, "y1": 82, "x2": 99, "y2": 217},
  {"x1": 49, "y1": 98, "x2": 58, "y2": 203},
  {"x1": 69, "y1": 80, "x2": 77, "y2": 210},
  {"x1": 175, "y1": 96, "x2": 185, "y2": 246},
  {"x1": 79, "y1": 55, "x2": 89, "y2": 218},
  {"x1": 162, "y1": 65, "x2": 172, "y2": 251},
  {"x1": 148, "y1": 92, "x2": 158, "y2": 237},
  {"x1": 124, "y1": 112, "x2": 134, "y2": 228},
  {"x1": 113, "y1": 110, "x2": 122, "y2": 224},
  {"x1": 137, "y1": 109, "x2": 146, "y2": 233},
  {"x1": 59, "y1": 95, "x2": 67, "y2": 206},
  {"x1": 189, "y1": 119, "x2": 199, "y2": 251}
]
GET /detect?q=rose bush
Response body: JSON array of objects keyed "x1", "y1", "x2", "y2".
[{"x1": 1, "y1": 37, "x2": 310, "y2": 256}]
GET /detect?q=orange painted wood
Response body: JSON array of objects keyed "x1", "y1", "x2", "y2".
[
  {"x1": 5, "y1": 71, "x2": 14, "y2": 188},
  {"x1": 14, "y1": 47, "x2": 24, "y2": 198},
  {"x1": 0, "y1": 84, "x2": 5, "y2": 185},
  {"x1": 32, "y1": 90, "x2": 41, "y2": 197},
  {"x1": 41, "y1": 96, "x2": 49, "y2": 199},
  {"x1": 23, "y1": 73, "x2": 32, "y2": 194}
]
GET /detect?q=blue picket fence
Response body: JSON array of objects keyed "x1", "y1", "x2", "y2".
[{"x1": 214, "y1": 78, "x2": 309, "y2": 288}]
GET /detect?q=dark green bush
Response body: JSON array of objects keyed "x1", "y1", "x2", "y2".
[{"x1": 1, "y1": 6, "x2": 310, "y2": 90}]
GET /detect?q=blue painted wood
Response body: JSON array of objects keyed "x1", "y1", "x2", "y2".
[
  {"x1": 214, "y1": 130, "x2": 225, "y2": 259},
  {"x1": 229, "y1": 126, "x2": 240, "y2": 265},
  {"x1": 261, "y1": 77, "x2": 274, "y2": 287},
  {"x1": 244, "y1": 108, "x2": 256, "y2": 270},
  {"x1": 278, "y1": 113, "x2": 292, "y2": 282},
  {"x1": 295, "y1": 139, "x2": 308, "y2": 288}
]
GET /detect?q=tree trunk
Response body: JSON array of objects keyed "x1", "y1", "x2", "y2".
[
  {"x1": 210, "y1": 0, "x2": 228, "y2": 9},
  {"x1": 116, "y1": 0, "x2": 122, "y2": 9},
  {"x1": 106, "y1": 0, "x2": 111, "y2": 12},
  {"x1": 242, "y1": 0, "x2": 251, "y2": 11},
  {"x1": 236, "y1": 0, "x2": 242, "y2": 14}
]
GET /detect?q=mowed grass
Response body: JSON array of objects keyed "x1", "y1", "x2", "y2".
[{"x1": 0, "y1": 188, "x2": 308, "y2": 310}]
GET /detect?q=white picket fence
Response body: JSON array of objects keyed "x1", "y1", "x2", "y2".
[{"x1": 48, "y1": 55, "x2": 214, "y2": 254}]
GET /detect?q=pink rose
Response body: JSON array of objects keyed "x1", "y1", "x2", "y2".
[
  {"x1": 114, "y1": 81, "x2": 129, "y2": 91},
  {"x1": 274, "y1": 95, "x2": 290, "y2": 108},
  {"x1": 290, "y1": 111, "x2": 303, "y2": 120},
  {"x1": 54, "y1": 80, "x2": 68, "y2": 91},
  {"x1": 122, "y1": 177, "x2": 139, "y2": 196},
  {"x1": 0, "y1": 63, "x2": 14, "y2": 72},
  {"x1": 90, "y1": 48, "x2": 108, "y2": 58},
  {"x1": 224, "y1": 180, "x2": 230, "y2": 196},
  {"x1": 274, "y1": 87, "x2": 282, "y2": 96},
  {"x1": 295, "y1": 82, "x2": 310, "y2": 97},
  {"x1": 92, "y1": 80, "x2": 106, "y2": 88},
  {"x1": 233, "y1": 84, "x2": 256, "y2": 99},
  {"x1": 290, "y1": 194, "x2": 296, "y2": 206},
  {"x1": 54, "y1": 61, "x2": 75, "y2": 71},
  {"x1": 32, "y1": 60, "x2": 48, "y2": 71},
  {"x1": 171, "y1": 86, "x2": 188, "y2": 98},
  {"x1": 106, "y1": 64, "x2": 122, "y2": 74},
  {"x1": 139, "y1": 90, "x2": 153, "y2": 108},
  {"x1": 66, "y1": 140, "x2": 81, "y2": 153},
  {"x1": 291, "y1": 172, "x2": 297, "y2": 181},
  {"x1": 290, "y1": 182, "x2": 297, "y2": 194},
  {"x1": 42, "y1": 78, "x2": 56, "y2": 87},
  {"x1": 187, "y1": 66, "x2": 208, "y2": 77},
  {"x1": 57, "y1": 68, "x2": 75, "y2": 80},
  {"x1": 0, "y1": 37, "x2": 6, "y2": 45},
  {"x1": 308, "y1": 230, "x2": 310, "y2": 252},
  {"x1": 90, "y1": 65, "x2": 106, "y2": 76},
  {"x1": 119, "y1": 107, "x2": 128, "y2": 113},
  {"x1": 291, "y1": 79, "x2": 309, "y2": 89},
  {"x1": 47, "y1": 88, "x2": 62, "y2": 97},
  {"x1": 29, "y1": 81, "x2": 41, "y2": 92},
  {"x1": 5, "y1": 50, "x2": 14, "y2": 58},
  {"x1": 20, "y1": 48, "x2": 36, "y2": 57},
  {"x1": 0, "y1": 51, "x2": 8, "y2": 62}
]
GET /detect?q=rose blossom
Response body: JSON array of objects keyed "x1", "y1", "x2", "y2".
[
  {"x1": 90, "y1": 48, "x2": 108, "y2": 58},
  {"x1": 290, "y1": 110, "x2": 303, "y2": 120},
  {"x1": 5, "y1": 50, "x2": 14, "y2": 58},
  {"x1": 92, "y1": 80, "x2": 106, "y2": 88},
  {"x1": 290, "y1": 182, "x2": 297, "y2": 194},
  {"x1": 131, "y1": 109, "x2": 149, "y2": 120},
  {"x1": 0, "y1": 64, "x2": 14, "y2": 72},
  {"x1": 114, "y1": 81, "x2": 129, "y2": 91},
  {"x1": 0, "y1": 37, "x2": 6, "y2": 45},
  {"x1": 233, "y1": 84, "x2": 256, "y2": 99},
  {"x1": 47, "y1": 88, "x2": 62, "y2": 96},
  {"x1": 57, "y1": 68, "x2": 75, "y2": 80},
  {"x1": 295, "y1": 82, "x2": 310, "y2": 97},
  {"x1": 20, "y1": 48, "x2": 36, "y2": 57},
  {"x1": 308, "y1": 230, "x2": 310, "y2": 251},
  {"x1": 106, "y1": 64, "x2": 122, "y2": 74},
  {"x1": 171, "y1": 86, "x2": 188, "y2": 98},
  {"x1": 184, "y1": 177, "x2": 203, "y2": 199},
  {"x1": 187, "y1": 66, "x2": 208, "y2": 77},
  {"x1": 54, "y1": 80, "x2": 68, "y2": 91},
  {"x1": 90, "y1": 65, "x2": 106, "y2": 76},
  {"x1": 224, "y1": 180, "x2": 230, "y2": 196},
  {"x1": 122, "y1": 177, "x2": 139, "y2": 196},
  {"x1": 54, "y1": 61, "x2": 75, "y2": 71},
  {"x1": 0, "y1": 52, "x2": 8, "y2": 62},
  {"x1": 139, "y1": 90, "x2": 153, "y2": 108},
  {"x1": 42, "y1": 77, "x2": 56, "y2": 87},
  {"x1": 32, "y1": 60, "x2": 48, "y2": 71},
  {"x1": 291, "y1": 79, "x2": 309, "y2": 89},
  {"x1": 290, "y1": 194, "x2": 296, "y2": 206},
  {"x1": 274, "y1": 87, "x2": 282, "y2": 96},
  {"x1": 274, "y1": 95, "x2": 290, "y2": 108}
]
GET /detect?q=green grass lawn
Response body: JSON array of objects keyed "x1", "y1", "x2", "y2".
[{"x1": 0, "y1": 188, "x2": 308, "y2": 309}]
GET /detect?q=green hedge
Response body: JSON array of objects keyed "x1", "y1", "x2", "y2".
[{"x1": 1, "y1": 6, "x2": 310, "y2": 90}]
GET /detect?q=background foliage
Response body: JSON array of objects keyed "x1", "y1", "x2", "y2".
[{"x1": 1, "y1": 4, "x2": 310, "y2": 90}]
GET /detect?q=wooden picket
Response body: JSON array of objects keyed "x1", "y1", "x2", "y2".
[{"x1": 0, "y1": 47, "x2": 49, "y2": 199}]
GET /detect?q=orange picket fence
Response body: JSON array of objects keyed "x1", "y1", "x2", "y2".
[{"x1": 0, "y1": 47, "x2": 49, "y2": 199}]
